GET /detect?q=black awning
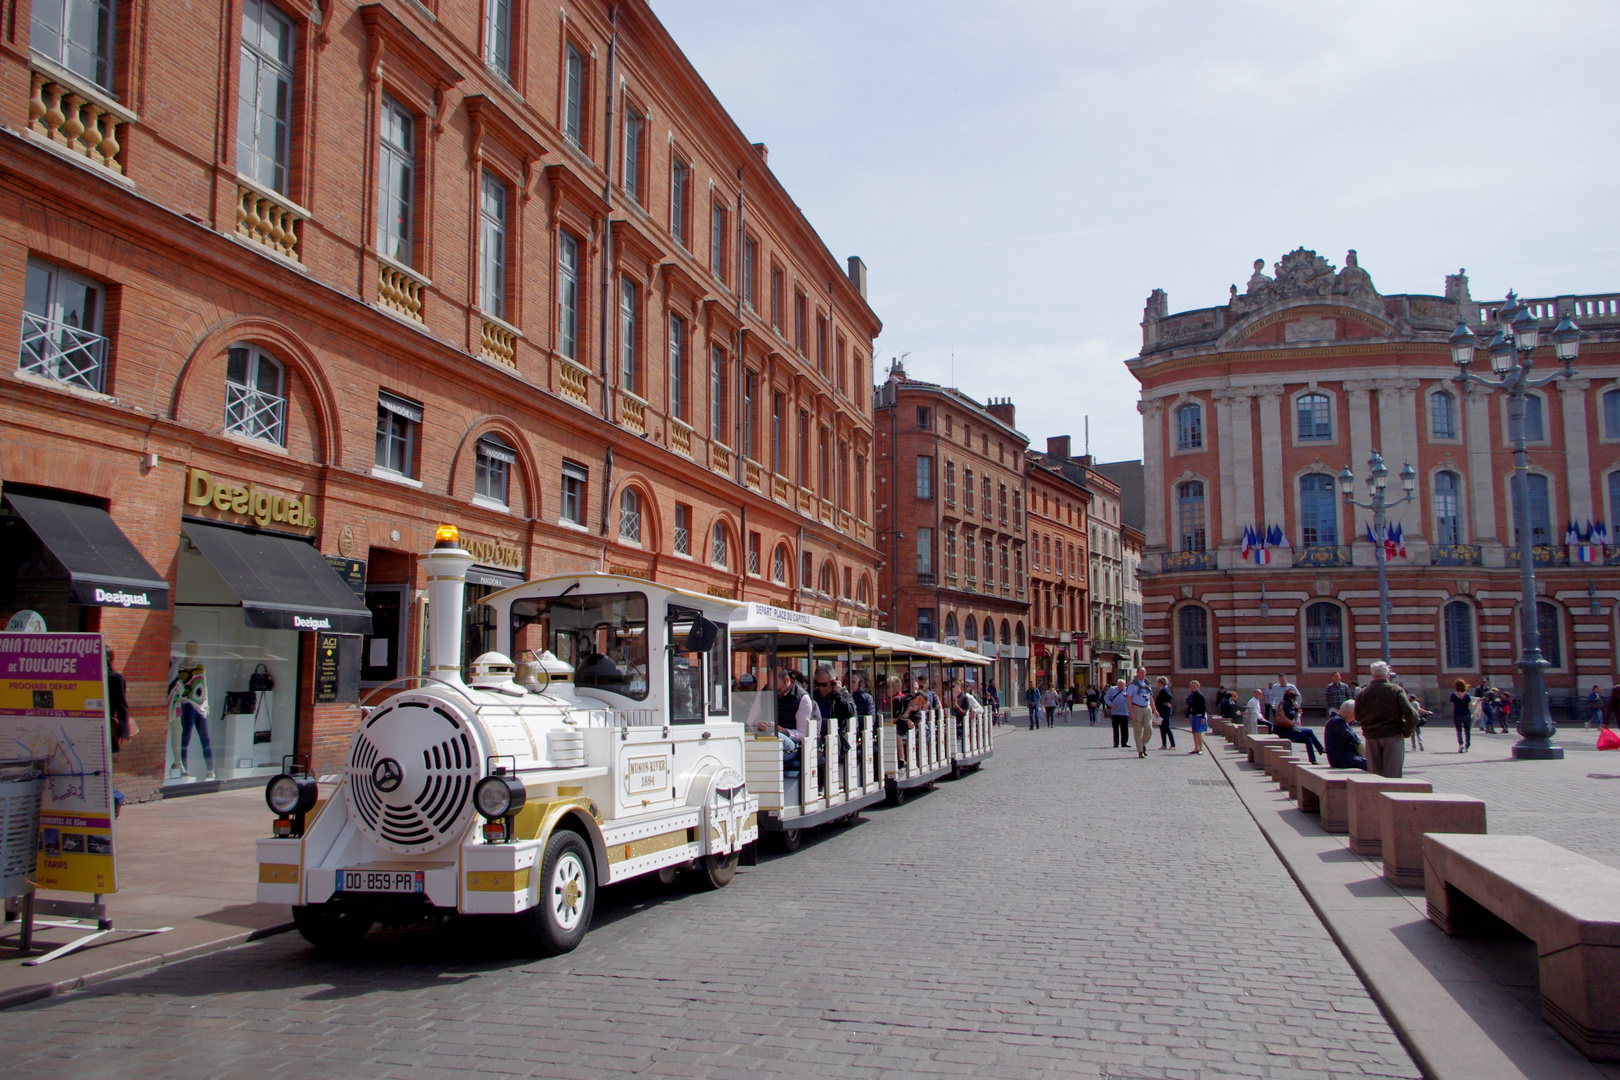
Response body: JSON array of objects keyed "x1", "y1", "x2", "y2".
[
  {"x1": 182, "y1": 521, "x2": 373, "y2": 635},
  {"x1": 466, "y1": 565, "x2": 524, "y2": 589},
  {"x1": 6, "y1": 493, "x2": 171, "y2": 610}
]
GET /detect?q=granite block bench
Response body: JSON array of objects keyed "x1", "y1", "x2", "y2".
[
  {"x1": 1424, "y1": 833, "x2": 1620, "y2": 1062},
  {"x1": 1345, "y1": 775, "x2": 1431, "y2": 857},
  {"x1": 1246, "y1": 735, "x2": 1289, "y2": 766},
  {"x1": 1261, "y1": 744, "x2": 1296, "y2": 782},
  {"x1": 1381, "y1": 792, "x2": 1486, "y2": 888},
  {"x1": 1294, "y1": 765, "x2": 1352, "y2": 832}
]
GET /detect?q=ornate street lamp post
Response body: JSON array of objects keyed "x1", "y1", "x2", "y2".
[
  {"x1": 1450, "y1": 293, "x2": 1582, "y2": 760},
  {"x1": 1339, "y1": 453, "x2": 1416, "y2": 666}
]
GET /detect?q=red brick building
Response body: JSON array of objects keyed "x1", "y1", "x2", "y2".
[
  {"x1": 1024, "y1": 448, "x2": 1090, "y2": 693},
  {"x1": 1131, "y1": 248, "x2": 1620, "y2": 706},
  {"x1": 0, "y1": 0, "x2": 879, "y2": 796},
  {"x1": 873, "y1": 363, "x2": 1028, "y2": 694}
]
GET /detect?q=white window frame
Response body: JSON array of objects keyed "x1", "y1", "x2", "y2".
[
  {"x1": 224, "y1": 344, "x2": 287, "y2": 446},
  {"x1": 374, "y1": 391, "x2": 422, "y2": 479},
  {"x1": 618, "y1": 488, "x2": 642, "y2": 544},
  {"x1": 1293, "y1": 389, "x2": 1336, "y2": 445},
  {"x1": 1174, "y1": 401, "x2": 1202, "y2": 451},
  {"x1": 474, "y1": 434, "x2": 514, "y2": 508},
  {"x1": 377, "y1": 94, "x2": 415, "y2": 266},
  {"x1": 711, "y1": 523, "x2": 729, "y2": 567},
  {"x1": 479, "y1": 170, "x2": 507, "y2": 319},
  {"x1": 562, "y1": 43, "x2": 583, "y2": 147},
  {"x1": 557, "y1": 231, "x2": 580, "y2": 361},
  {"x1": 33, "y1": 0, "x2": 115, "y2": 90},
  {"x1": 237, "y1": 0, "x2": 295, "y2": 195},
  {"x1": 618, "y1": 276, "x2": 637, "y2": 395},
  {"x1": 483, "y1": 0, "x2": 511, "y2": 78},
  {"x1": 560, "y1": 461, "x2": 587, "y2": 526},
  {"x1": 19, "y1": 257, "x2": 108, "y2": 393},
  {"x1": 1432, "y1": 469, "x2": 1463, "y2": 545},
  {"x1": 622, "y1": 104, "x2": 643, "y2": 203},
  {"x1": 1429, "y1": 388, "x2": 1459, "y2": 442},
  {"x1": 673, "y1": 503, "x2": 691, "y2": 557}
]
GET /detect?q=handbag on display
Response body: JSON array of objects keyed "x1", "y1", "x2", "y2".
[
  {"x1": 224, "y1": 690, "x2": 258, "y2": 714},
  {"x1": 248, "y1": 664, "x2": 275, "y2": 693}
]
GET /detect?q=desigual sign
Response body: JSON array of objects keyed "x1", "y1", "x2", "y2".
[{"x1": 185, "y1": 467, "x2": 316, "y2": 532}]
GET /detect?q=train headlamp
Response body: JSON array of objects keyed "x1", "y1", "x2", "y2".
[
  {"x1": 266, "y1": 772, "x2": 318, "y2": 817},
  {"x1": 474, "y1": 772, "x2": 527, "y2": 821}
]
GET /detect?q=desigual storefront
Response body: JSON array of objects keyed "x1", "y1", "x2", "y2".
[{"x1": 166, "y1": 467, "x2": 371, "y2": 791}]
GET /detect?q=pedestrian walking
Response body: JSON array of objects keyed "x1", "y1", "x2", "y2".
[
  {"x1": 1324, "y1": 672, "x2": 1352, "y2": 715},
  {"x1": 1354, "y1": 661, "x2": 1421, "y2": 777},
  {"x1": 1587, "y1": 684, "x2": 1605, "y2": 729},
  {"x1": 1154, "y1": 676, "x2": 1176, "y2": 749},
  {"x1": 1450, "y1": 679, "x2": 1472, "y2": 753},
  {"x1": 1185, "y1": 680, "x2": 1208, "y2": 755},
  {"x1": 107, "y1": 648, "x2": 132, "y2": 817},
  {"x1": 1104, "y1": 679, "x2": 1130, "y2": 748},
  {"x1": 1041, "y1": 685, "x2": 1058, "y2": 728},
  {"x1": 1063, "y1": 686, "x2": 1077, "y2": 723},
  {"x1": 1085, "y1": 686, "x2": 1100, "y2": 725},
  {"x1": 1403, "y1": 681, "x2": 1427, "y2": 752},
  {"x1": 1025, "y1": 684, "x2": 1041, "y2": 731},
  {"x1": 1266, "y1": 673, "x2": 1297, "y2": 723},
  {"x1": 1126, "y1": 668, "x2": 1155, "y2": 758}
]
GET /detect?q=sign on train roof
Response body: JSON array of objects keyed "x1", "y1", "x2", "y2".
[{"x1": 736, "y1": 603, "x2": 844, "y2": 634}]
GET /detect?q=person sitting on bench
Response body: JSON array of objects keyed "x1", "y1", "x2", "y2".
[{"x1": 1324, "y1": 700, "x2": 1368, "y2": 770}]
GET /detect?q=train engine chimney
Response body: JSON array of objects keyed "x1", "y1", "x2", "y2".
[{"x1": 426, "y1": 524, "x2": 475, "y2": 689}]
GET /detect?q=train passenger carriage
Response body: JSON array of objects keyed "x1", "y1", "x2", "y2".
[
  {"x1": 730, "y1": 604, "x2": 886, "y2": 850},
  {"x1": 255, "y1": 527, "x2": 757, "y2": 955}
]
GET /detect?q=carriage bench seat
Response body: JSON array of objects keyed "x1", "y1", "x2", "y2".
[
  {"x1": 1294, "y1": 766, "x2": 1352, "y2": 833},
  {"x1": 1423, "y1": 833, "x2": 1620, "y2": 1062}
]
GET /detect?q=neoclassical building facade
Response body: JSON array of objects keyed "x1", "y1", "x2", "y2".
[{"x1": 1129, "y1": 249, "x2": 1620, "y2": 703}]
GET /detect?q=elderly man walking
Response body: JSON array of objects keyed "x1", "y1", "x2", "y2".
[
  {"x1": 1354, "y1": 661, "x2": 1421, "y2": 777},
  {"x1": 1126, "y1": 668, "x2": 1156, "y2": 759}
]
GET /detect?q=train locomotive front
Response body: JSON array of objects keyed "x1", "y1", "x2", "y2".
[{"x1": 255, "y1": 527, "x2": 758, "y2": 955}]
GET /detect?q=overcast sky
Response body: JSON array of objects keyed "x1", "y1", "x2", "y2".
[{"x1": 650, "y1": 0, "x2": 1620, "y2": 462}]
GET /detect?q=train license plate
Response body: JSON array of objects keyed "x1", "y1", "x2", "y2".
[{"x1": 336, "y1": 869, "x2": 424, "y2": 893}]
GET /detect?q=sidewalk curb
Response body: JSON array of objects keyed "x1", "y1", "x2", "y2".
[{"x1": 0, "y1": 920, "x2": 294, "y2": 1012}]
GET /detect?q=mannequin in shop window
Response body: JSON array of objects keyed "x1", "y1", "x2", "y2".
[{"x1": 168, "y1": 640, "x2": 215, "y2": 780}]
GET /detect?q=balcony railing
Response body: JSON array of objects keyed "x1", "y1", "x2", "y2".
[
  {"x1": 619, "y1": 391, "x2": 645, "y2": 435},
  {"x1": 1162, "y1": 549, "x2": 1216, "y2": 572},
  {"x1": 710, "y1": 441, "x2": 733, "y2": 474},
  {"x1": 377, "y1": 258, "x2": 427, "y2": 322},
  {"x1": 917, "y1": 572, "x2": 936, "y2": 586},
  {"x1": 855, "y1": 520, "x2": 871, "y2": 546},
  {"x1": 479, "y1": 316, "x2": 517, "y2": 368},
  {"x1": 19, "y1": 311, "x2": 108, "y2": 393},
  {"x1": 670, "y1": 420, "x2": 693, "y2": 457},
  {"x1": 28, "y1": 60, "x2": 135, "y2": 175},
  {"x1": 1293, "y1": 545, "x2": 1352, "y2": 568},
  {"x1": 744, "y1": 458, "x2": 763, "y2": 491},
  {"x1": 224, "y1": 380, "x2": 287, "y2": 445},
  {"x1": 559, "y1": 360, "x2": 590, "y2": 404},
  {"x1": 1509, "y1": 544, "x2": 1567, "y2": 568},
  {"x1": 772, "y1": 473, "x2": 791, "y2": 503},
  {"x1": 1430, "y1": 543, "x2": 1482, "y2": 567},
  {"x1": 235, "y1": 177, "x2": 305, "y2": 262}
]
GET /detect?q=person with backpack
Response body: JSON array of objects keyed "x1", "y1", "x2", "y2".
[{"x1": 1085, "y1": 685, "x2": 1100, "y2": 725}]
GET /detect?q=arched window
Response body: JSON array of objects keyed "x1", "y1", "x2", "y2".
[
  {"x1": 1297, "y1": 392, "x2": 1332, "y2": 441},
  {"x1": 1512, "y1": 474, "x2": 1552, "y2": 546},
  {"x1": 1430, "y1": 390, "x2": 1457, "y2": 440},
  {"x1": 857, "y1": 576, "x2": 870, "y2": 606},
  {"x1": 225, "y1": 345, "x2": 287, "y2": 445},
  {"x1": 801, "y1": 550, "x2": 813, "y2": 587},
  {"x1": 944, "y1": 612, "x2": 958, "y2": 641},
  {"x1": 474, "y1": 434, "x2": 514, "y2": 507},
  {"x1": 1605, "y1": 389, "x2": 1620, "y2": 439},
  {"x1": 772, "y1": 544, "x2": 787, "y2": 583},
  {"x1": 964, "y1": 616, "x2": 978, "y2": 644},
  {"x1": 1443, "y1": 600, "x2": 1474, "y2": 669},
  {"x1": 711, "y1": 523, "x2": 729, "y2": 567},
  {"x1": 1177, "y1": 605, "x2": 1209, "y2": 669},
  {"x1": 819, "y1": 561, "x2": 833, "y2": 594},
  {"x1": 1535, "y1": 601, "x2": 1562, "y2": 668},
  {"x1": 1175, "y1": 402, "x2": 1202, "y2": 450},
  {"x1": 618, "y1": 488, "x2": 641, "y2": 542},
  {"x1": 1177, "y1": 480, "x2": 1206, "y2": 552},
  {"x1": 1300, "y1": 474, "x2": 1338, "y2": 546},
  {"x1": 1015, "y1": 622, "x2": 1025, "y2": 647},
  {"x1": 1434, "y1": 471, "x2": 1462, "y2": 545},
  {"x1": 1304, "y1": 602, "x2": 1344, "y2": 669},
  {"x1": 1001, "y1": 620, "x2": 1011, "y2": 647}
]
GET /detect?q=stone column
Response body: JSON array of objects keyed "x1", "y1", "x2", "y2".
[
  {"x1": 1560, "y1": 378, "x2": 1593, "y2": 524},
  {"x1": 1214, "y1": 389, "x2": 1237, "y2": 565},
  {"x1": 1345, "y1": 381, "x2": 1377, "y2": 565},
  {"x1": 1257, "y1": 388, "x2": 1284, "y2": 532},
  {"x1": 1462, "y1": 380, "x2": 1501, "y2": 562},
  {"x1": 1139, "y1": 397, "x2": 1166, "y2": 555},
  {"x1": 1231, "y1": 391, "x2": 1257, "y2": 534}
]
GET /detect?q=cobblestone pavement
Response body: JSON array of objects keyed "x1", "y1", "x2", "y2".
[{"x1": 0, "y1": 724, "x2": 1422, "y2": 1080}]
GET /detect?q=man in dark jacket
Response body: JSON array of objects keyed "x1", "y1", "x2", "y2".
[
  {"x1": 1353, "y1": 661, "x2": 1420, "y2": 777},
  {"x1": 1324, "y1": 701, "x2": 1367, "y2": 770}
]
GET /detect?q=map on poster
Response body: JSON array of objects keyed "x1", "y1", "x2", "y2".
[{"x1": 0, "y1": 633, "x2": 116, "y2": 893}]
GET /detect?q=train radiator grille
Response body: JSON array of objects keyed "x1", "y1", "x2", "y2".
[{"x1": 346, "y1": 699, "x2": 479, "y2": 855}]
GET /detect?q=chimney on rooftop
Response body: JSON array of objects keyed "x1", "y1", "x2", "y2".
[
  {"x1": 751, "y1": 142, "x2": 768, "y2": 165},
  {"x1": 847, "y1": 256, "x2": 867, "y2": 299},
  {"x1": 985, "y1": 397, "x2": 1016, "y2": 429},
  {"x1": 1046, "y1": 435, "x2": 1071, "y2": 459}
]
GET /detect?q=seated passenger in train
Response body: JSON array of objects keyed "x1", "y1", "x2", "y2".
[
  {"x1": 812, "y1": 664, "x2": 856, "y2": 761},
  {"x1": 775, "y1": 667, "x2": 813, "y2": 775}
]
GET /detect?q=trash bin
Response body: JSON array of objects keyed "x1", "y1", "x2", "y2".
[{"x1": 0, "y1": 763, "x2": 44, "y2": 900}]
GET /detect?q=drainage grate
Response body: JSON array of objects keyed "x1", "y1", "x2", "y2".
[{"x1": 1187, "y1": 778, "x2": 1228, "y2": 786}]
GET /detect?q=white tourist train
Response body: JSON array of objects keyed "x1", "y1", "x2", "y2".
[{"x1": 255, "y1": 526, "x2": 993, "y2": 955}]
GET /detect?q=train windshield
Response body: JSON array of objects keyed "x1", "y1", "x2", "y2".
[{"x1": 510, "y1": 591, "x2": 649, "y2": 700}]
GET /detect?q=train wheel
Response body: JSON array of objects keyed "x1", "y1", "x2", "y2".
[
  {"x1": 700, "y1": 850, "x2": 738, "y2": 889},
  {"x1": 292, "y1": 903, "x2": 372, "y2": 951},
  {"x1": 777, "y1": 828, "x2": 802, "y2": 853},
  {"x1": 518, "y1": 831, "x2": 595, "y2": 956}
]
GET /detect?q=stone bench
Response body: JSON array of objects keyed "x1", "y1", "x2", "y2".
[
  {"x1": 1381, "y1": 792, "x2": 1486, "y2": 888},
  {"x1": 1246, "y1": 735, "x2": 1289, "y2": 766},
  {"x1": 1424, "y1": 833, "x2": 1620, "y2": 1062},
  {"x1": 1294, "y1": 765, "x2": 1352, "y2": 832},
  {"x1": 1345, "y1": 775, "x2": 1431, "y2": 857},
  {"x1": 1260, "y1": 744, "x2": 1296, "y2": 782}
]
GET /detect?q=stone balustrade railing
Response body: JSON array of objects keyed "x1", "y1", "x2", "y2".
[
  {"x1": 235, "y1": 178, "x2": 306, "y2": 262},
  {"x1": 28, "y1": 60, "x2": 135, "y2": 175},
  {"x1": 377, "y1": 258, "x2": 427, "y2": 322},
  {"x1": 670, "y1": 420, "x2": 692, "y2": 457},
  {"x1": 559, "y1": 360, "x2": 590, "y2": 404},
  {"x1": 620, "y1": 391, "x2": 646, "y2": 435},
  {"x1": 479, "y1": 317, "x2": 517, "y2": 368}
]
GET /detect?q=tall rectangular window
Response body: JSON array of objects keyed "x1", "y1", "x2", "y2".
[
  {"x1": 237, "y1": 0, "x2": 294, "y2": 194},
  {"x1": 1177, "y1": 481, "x2": 1206, "y2": 552},
  {"x1": 20, "y1": 258, "x2": 107, "y2": 393},
  {"x1": 916, "y1": 456, "x2": 933, "y2": 499},
  {"x1": 1430, "y1": 390, "x2": 1457, "y2": 440},
  {"x1": 33, "y1": 0, "x2": 114, "y2": 89},
  {"x1": 818, "y1": 427, "x2": 829, "y2": 495},
  {"x1": 563, "y1": 44, "x2": 584, "y2": 146},
  {"x1": 1305, "y1": 602, "x2": 1344, "y2": 669},
  {"x1": 557, "y1": 232, "x2": 580, "y2": 361},
  {"x1": 917, "y1": 528, "x2": 933, "y2": 575},
  {"x1": 710, "y1": 345, "x2": 726, "y2": 441},
  {"x1": 798, "y1": 409, "x2": 809, "y2": 488},
  {"x1": 917, "y1": 608, "x2": 936, "y2": 642},
  {"x1": 622, "y1": 106, "x2": 643, "y2": 202},
  {"x1": 916, "y1": 406, "x2": 931, "y2": 430},
  {"x1": 748, "y1": 531, "x2": 761, "y2": 575},
  {"x1": 856, "y1": 456, "x2": 866, "y2": 520},
  {"x1": 483, "y1": 0, "x2": 510, "y2": 77},
  {"x1": 743, "y1": 371, "x2": 757, "y2": 459},
  {"x1": 771, "y1": 267, "x2": 783, "y2": 330},
  {"x1": 836, "y1": 334, "x2": 847, "y2": 395},
  {"x1": 710, "y1": 201, "x2": 726, "y2": 281},
  {"x1": 1434, "y1": 471, "x2": 1461, "y2": 545},
  {"x1": 743, "y1": 236, "x2": 758, "y2": 310},
  {"x1": 794, "y1": 291, "x2": 807, "y2": 354},
  {"x1": 377, "y1": 95, "x2": 415, "y2": 265},
  {"x1": 560, "y1": 461, "x2": 586, "y2": 525},
  {"x1": 475, "y1": 435, "x2": 514, "y2": 506},
  {"x1": 1299, "y1": 474, "x2": 1337, "y2": 546},
  {"x1": 673, "y1": 503, "x2": 691, "y2": 555},
  {"x1": 816, "y1": 313, "x2": 828, "y2": 373},
  {"x1": 479, "y1": 171, "x2": 507, "y2": 318},
  {"x1": 670, "y1": 159, "x2": 689, "y2": 246},
  {"x1": 1443, "y1": 601, "x2": 1474, "y2": 669},
  {"x1": 618, "y1": 276, "x2": 637, "y2": 394},
  {"x1": 668, "y1": 313, "x2": 686, "y2": 421},
  {"x1": 963, "y1": 469, "x2": 974, "y2": 513},
  {"x1": 1521, "y1": 394, "x2": 1546, "y2": 442},
  {"x1": 771, "y1": 393, "x2": 784, "y2": 474},
  {"x1": 375, "y1": 391, "x2": 422, "y2": 477},
  {"x1": 1513, "y1": 473, "x2": 1552, "y2": 546}
]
